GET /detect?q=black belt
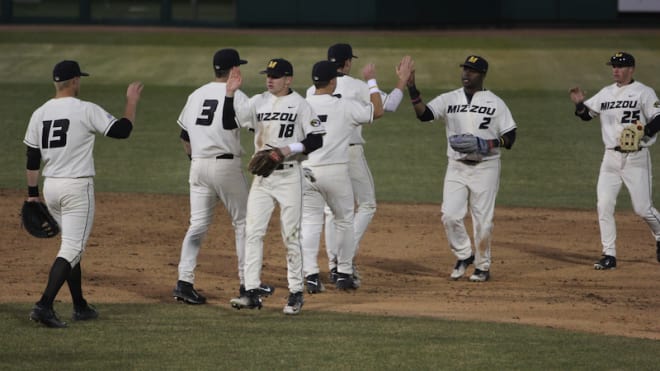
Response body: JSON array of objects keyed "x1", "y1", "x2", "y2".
[
  {"x1": 275, "y1": 163, "x2": 295, "y2": 170},
  {"x1": 458, "y1": 159, "x2": 480, "y2": 166},
  {"x1": 216, "y1": 154, "x2": 234, "y2": 159},
  {"x1": 612, "y1": 147, "x2": 640, "y2": 153}
]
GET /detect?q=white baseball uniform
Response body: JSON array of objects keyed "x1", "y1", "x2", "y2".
[
  {"x1": 23, "y1": 97, "x2": 118, "y2": 266},
  {"x1": 426, "y1": 88, "x2": 517, "y2": 271},
  {"x1": 583, "y1": 81, "x2": 660, "y2": 257},
  {"x1": 306, "y1": 75, "x2": 402, "y2": 272},
  {"x1": 302, "y1": 93, "x2": 375, "y2": 277},
  {"x1": 176, "y1": 82, "x2": 250, "y2": 286},
  {"x1": 234, "y1": 89, "x2": 325, "y2": 293}
]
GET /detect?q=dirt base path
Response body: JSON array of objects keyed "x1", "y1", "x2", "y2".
[{"x1": 2, "y1": 189, "x2": 659, "y2": 339}]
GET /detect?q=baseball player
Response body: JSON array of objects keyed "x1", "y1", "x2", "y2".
[
  {"x1": 569, "y1": 51, "x2": 660, "y2": 269},
  {"x1": 407, "y1": 55, "x2": 517, "y2": 282},
  {"x1": 24, "y1": 60, "x2": 143, "y2": 327},
  {"x1": 172, "y1": 49, "x2": 274, "y2": 305},
  {"x1": 224, "y1": 58, "x2": 325, "y2": 315},
  {"x1": 301, "y1": 60, "x2": 383, "y2": 293},
  {"x1": 306, "y1": 44, "x2": 413, "y2": 284}
]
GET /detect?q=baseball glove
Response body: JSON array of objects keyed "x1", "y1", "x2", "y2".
[
  {"x1": 21, "y1": 201, "x2": 59, "y2": 238},
  {"x1": 617, "y1": 122, "x2": 644, "y2": 152},
  {"x1": 449, "y1": 134, "x2": 491, "y2": 156},
  {"x1": 248, "y1": 147, "x2": 285, "y2": 177}
]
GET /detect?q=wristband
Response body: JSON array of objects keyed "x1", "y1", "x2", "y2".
[
  {"x1": 369, "y1": 87, "x2": 380, "y2": 95},
  {"x1": 367, "y1": 79, "x2": 378, "y2": 89},
  {"x1": 288, "y1": 142, "x2": 304, "y2": 154},
  {"x1": 28, "y1": 185, "x2": 39, "y2": 197},
  {"x1": 411, "y1": 96, "x2": 422, "y2": 105},
  {"x1": 408, "y1": 85, "x2": 421, "y2": 100}
]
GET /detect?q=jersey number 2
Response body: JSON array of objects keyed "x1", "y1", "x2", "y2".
[{"x1": 42, "y1": 119, "x2": 70, "y2": 148}]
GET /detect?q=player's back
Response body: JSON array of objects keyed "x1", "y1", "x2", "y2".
[
  {"x1": 25, "y1": 97, "x2": 115, "y2": 178},
  {"x1": 305, "y1": 94, "x2": 372, "y2": 166},
  {"x1": 179, "y1": 82, "x2": 243, "y2": 158}
]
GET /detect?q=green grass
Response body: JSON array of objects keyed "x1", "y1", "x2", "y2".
[
  {"x1": 2, "y1": 28, "x2": 660, "y2": 369},
  {"x1": 2, "y1": 303, "x2": 659, "y2": 370},
  {"x1": 2, "y1": 29, "x2": 660, "y2": 208}
]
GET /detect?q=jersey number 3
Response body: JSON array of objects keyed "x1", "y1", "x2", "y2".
[
  {"x1": 42, "y1": 119, "x2": 70, "y2": 148},
  {"x1": 196, "y1": 99, "x2": 219, "y2": 126}
]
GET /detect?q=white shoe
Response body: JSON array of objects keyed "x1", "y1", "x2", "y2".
[
  {"x1": 450, "y1": 255, "x2": 474, "y2": 280},
  {"x1": 283, "y1": 292, "x2": 304, "y2": 315},
  {"x1": 469, "y1": 269, "x2": 490, "y2": 282}
]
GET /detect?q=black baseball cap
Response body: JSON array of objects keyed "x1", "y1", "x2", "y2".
[
  {"x1": 53, "y1": 60, "x2": 89, "y2": 82},
  {"x1": 328, "y1": 43, "x2": 357, "y2": 66},
  {"x1": 312, "y1": 60, "x2": 339, "y2": 82},
  {"x1": 460, "y1": 55, "x2": 488, "y2": 73},
  {"x1": 607, "y1": 52, "x2": 635, "y2": 67},
  {"x1": 213, "y1": 48, "x2": 247, "y2": 71},
  {"x1": 260, "y1": 58, "x2": 293, "y2": 78}
]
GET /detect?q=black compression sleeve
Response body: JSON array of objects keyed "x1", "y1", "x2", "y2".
[
  {"x1": 180, "y1": 129, "x2": 190, "y2": 142},
  {"x1": 644, "y1": 115, "x2": 660, "y2": 137},
  {"x1": 574, "y1": 102, "x2": 592, "y2": 121},
  {"x1": 107, "y1": 118, "x2": 133, "y2": 139},
  {"x1": 26, "y1": 146, "x2": 41, "y2": 170},
  {"x1": 500, "y1": 129, "x2": 516, "y2": 149},
  {"x1": 416, "y1": 106, "x2": 434, "y2": 122},
  {"x1": 301, "y1": 133, "x2": 323, "y2": 154},
  {"x1": 223, "y1": 97, "x2": 238, "y2": 130}
]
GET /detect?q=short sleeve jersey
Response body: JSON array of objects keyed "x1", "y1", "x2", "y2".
[
  {"x1": 177, "y1": 82, "x2": 248, "y2": 158},
  {"x1": 307, "y1": 75, "x2": 371, "y2": 145},
  {"x1": 235, "y1": 90, "x2": 325, "y2": 156},
  {"x1": 584, "y1": 81, "x2": 660, "y2": 148},
  {"x1": 427, "y1": 88, "x2": 517, "y2": 161},
  {"x1": 23, "y1": 97, "x2": 117, "y2": 177},
  {"x1": 304, "y1": 94, "x2": 374, "y2": 166}
]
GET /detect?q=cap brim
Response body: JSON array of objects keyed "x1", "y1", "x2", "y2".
[
  {"x1": 80, "y1": 72, "x2": 90, "y2": 76},
  {"x1": 260, "y1": 70, "x2": 285, "y2": 78},
  {"x1": 239, "y1": 59, "x2": 247, "y2": 65}
]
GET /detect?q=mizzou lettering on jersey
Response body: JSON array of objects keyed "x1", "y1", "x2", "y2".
[
  {"x1": 447, "y1": 104, "x2": 496, "y2": 115},
  {"x1": 600, "y1": 100, "x2": 638, "y2": 111},
  {"x1": 256, "y1": 112, "x2": 298, "y2": 122}
]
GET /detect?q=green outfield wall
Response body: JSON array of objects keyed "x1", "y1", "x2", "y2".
[{"x1": 1, "y1": 0, "x2": 656, "y2": 28}]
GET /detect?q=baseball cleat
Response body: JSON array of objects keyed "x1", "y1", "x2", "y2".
[
  {"x1": 328, "y1": 267, "x2": 338, "y2": 284},
  {"x1": 469, "y1": 269, "x2": 490, "y2": 282},
  {"x1": 173, "y1": 280, "x2": 207, "y2": 304},
  {"x1": 29, "y1": 303, "x2": 67, "y2": 328},
  {"x1": 230, "y1": 290, "x2": 262, "y2": 310},
  {"x1": 283, "y1": 291, "x2": 304, "y2": 315},
  {"x1": 240, "y1": 283, "x2": 275, "y2": 297},
  {"x1": 450, "y1": 255, "x2": 475, "y2": 280},
  {"x1": 594, "y1": 255, "x2": 617, "y2": 270},
  {"x1": 305, "y1": 274, "x2": 326, "y2": 294},
  {"x1": 335, "y1": 272, "x2": 358, "y2": 290},
  {"x1": 72, "y1": 303, "x2": 99, "y2": 321}
]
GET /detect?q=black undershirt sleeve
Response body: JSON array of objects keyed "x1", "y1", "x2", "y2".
[
  {"x1": 26, "y1": 146, "x2": 41, "y2": 170},
  {"x1": 500, "y1": 128, "x2": 516, "y2": 149},
  {"x1": 301, "y1": 133, "x2": 323, "y2": 154},
  {"x1": 106, "y1": 118, "x2": 133, "y2": 139},
  {"x1": 644, "y1": 115, "x2": 660, "y2": 137},
  {"x1": 180, "y1": 129, "x2": 190, "y2": 142},
  {"x1": 574, "y1": 102, "x2": 593, "y2": 121},
  {"x1": 416, "y1": 106, "x2": 434, "y2": 122},
  {"x1": 223, "y1": 97, "x2": 238, "y2": 130}
]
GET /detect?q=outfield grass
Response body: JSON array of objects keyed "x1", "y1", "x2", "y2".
[
  {"x1": 2, "y1": 28, "x2": 659, "y2": 208},
  {"x1": 1, "y1": 303, "x2": 659, "y2": 370},
  {"x1": 1, "y1": 28, "x2": 660, "y2": 369}
]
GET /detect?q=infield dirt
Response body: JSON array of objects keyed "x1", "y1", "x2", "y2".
[{"x1": 2, "y1": 188, "x2": 659, "y2": 340}]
